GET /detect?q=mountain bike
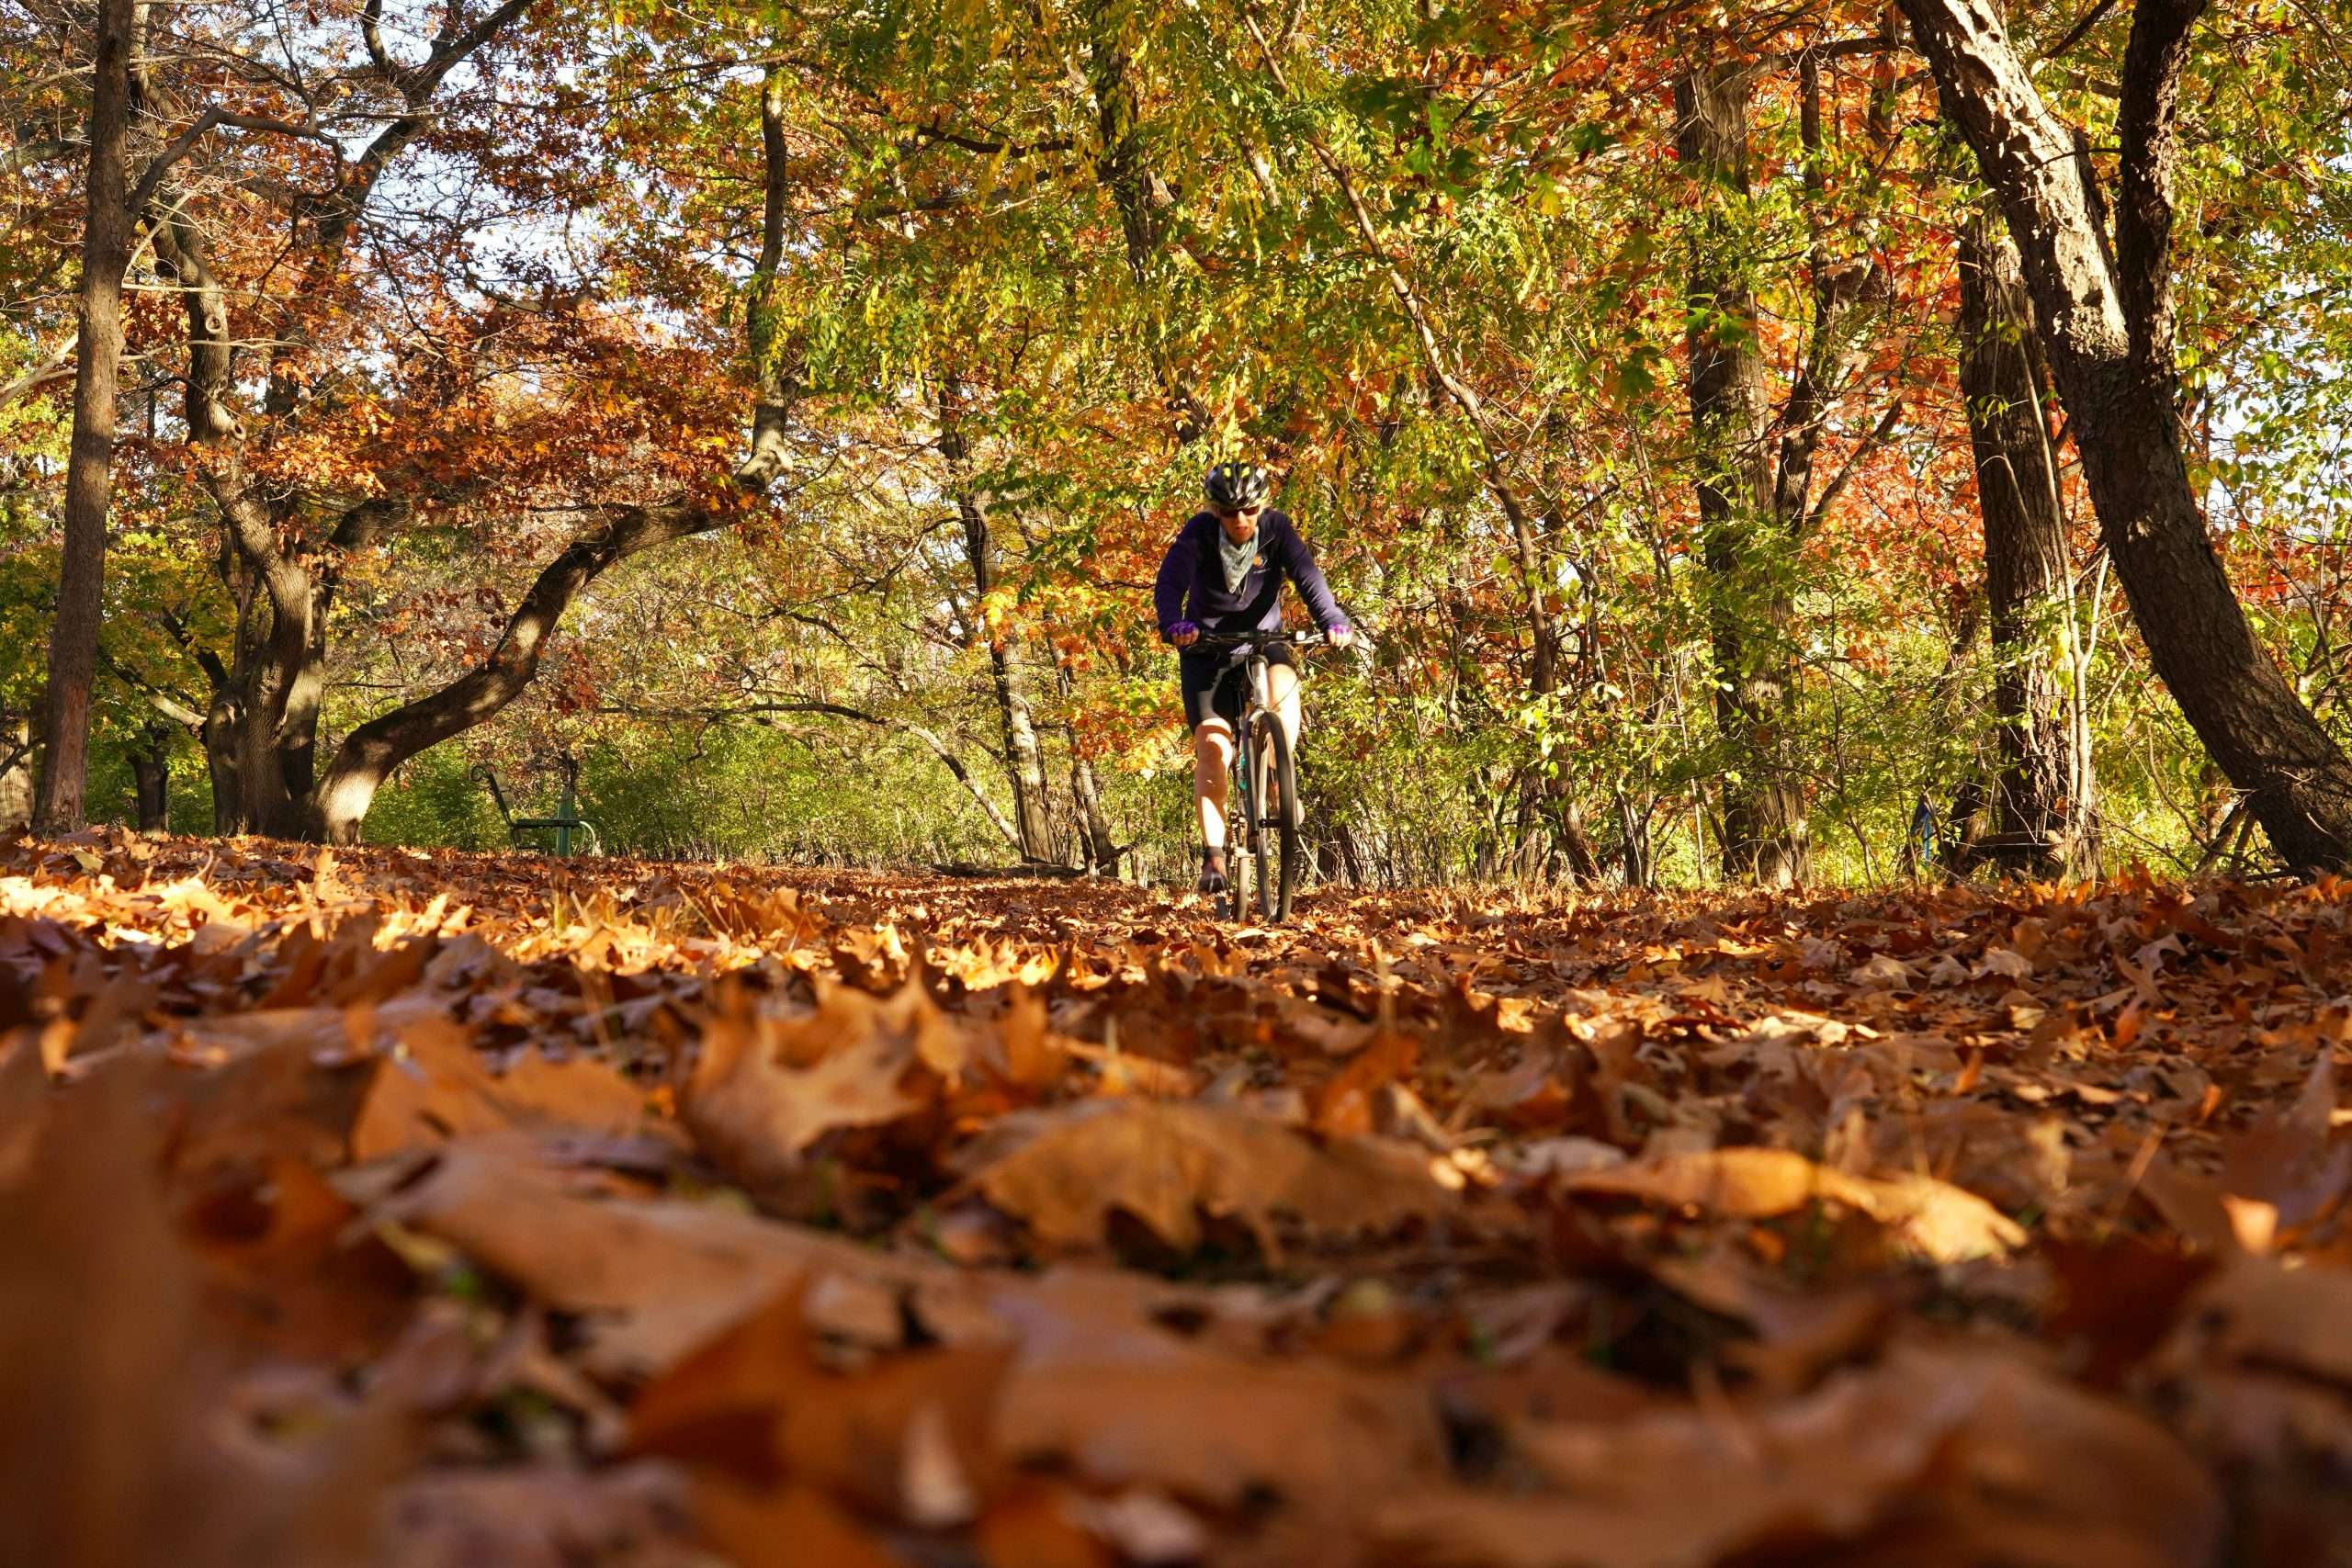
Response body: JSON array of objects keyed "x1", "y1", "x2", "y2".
[{"x1": 1192, "y1": 629, "x2": 1317, "y2": 923}]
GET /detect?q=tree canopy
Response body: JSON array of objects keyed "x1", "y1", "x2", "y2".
[{"x1": 5, "y1": 0, "x2": 2351, "y2": 882}]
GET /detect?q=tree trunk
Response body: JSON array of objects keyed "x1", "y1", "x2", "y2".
[
  {"x1": 311, "y1": 501, "x2": 719, "y2": 842},
  {"x1": 1617, "y1": 788, "x2": 1655, "y2": 889},
  {"x1": 1903, "y1": 0, "x2": 2352, "y2": 869},
  {"x1": 150, "y1": 202, "x2": 315, "y2": 838},
  {"x1": 129, "y1": 720, "x2": 171, "y2": 830},
  {"x1": 989, "y1": 635, "x2": 1055, "y2": 862},
  {"x1": 735, "y1": 65, "x2": 799, "y2": 490},
  {"x1": 1069, "y1": 743, "x2": 1120, "y2": 876},
  {"x1": 0, "y1": 716, "x2": 31, "y2": 832},
  {"x1": 1082, "y1": 3, "x2": 1206, "y2": 445},
  {"x1": 1678, "y1": 62, "x2": 1808, "y2": 886},
  {"x1": 1555, "y1": 789, "x2": 1604, "y2": 886},
  {"x1": 277, "y1": 593, "x2": 332, "y2": 807},
  {"x1": 1956, "y1": 202, "x2": 2083, "y2": 873},
  {"x1": 140, "y1": 0, "x2": 543, "y2": 844},
  {"x1": 33, "y1": 0, "x2": 136, "y2": 834},
  {"x1": 938, "y1": 377, "x2": 1054, "y2": 863},
  {"x1": 203, "y1": 682, "x2": 245, "y2": 833}
]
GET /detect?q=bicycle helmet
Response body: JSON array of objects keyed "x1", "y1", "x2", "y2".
[{"x1": 1204, "y1": 461, "x2": 1271, "y2": 512}]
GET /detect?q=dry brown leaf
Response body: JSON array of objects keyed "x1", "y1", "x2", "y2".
[
  {"x1": 1371, "y1": 1359, "x2": 1973, "y2": 1568},
  {"x1": 374, "y1": 1134, "x2": 946, "y2": 1377},
  {"x1": 2153, "y1": 1253, "x2": 2352, "y2": 1387},
  {"x1": 1566, "y1": 1147, "x2": 2025, "y2": 1261},
  {"x1": 2220, "y1": 1050, "x2": 2348, "y2": 1242},
  {"x1": 974, "y1": 1483, "x2": 1117, "y2": 1568},
  {"x1": 1865, "y1": 1168, "x2": 2032, "y2": 1262},
  {"x1": 0, "y1": 1066, "x2": 400, "y2": 1568},
  {"x1": 1313, "y1": 1029, "x2": 1420, "y2": 1136},
  {"x1": 955, "y1": 1099, "x2": 1453, "y2": 1255},
  {"x1": 353, "y1": 1015, "x2": 651, "y2": 1161},
  {"x1": 628, "y1": 1282, "x2": 1013, "y2": 1525},
  {"x1": 182, "y1": 1155, "x2": 417, "y2": 1361},
  {"x1": 680, "y1": 980, "x2": 938, "y2": 1189},
  {"x1": 1370, "y1": 1348, "x2": 2216, "y2": 1568},
  {"x1": 1848, "y1": 953, "x2": 1916, "y2": 989},
  {"x1": 1973, "y1": 945, "x2": 2034, "y2": 981},
  {"x1": 995, "y1": 1332, "x2": 1444, "y2": 1523},
  {"x1": 1645, "y1": 1249, "x2": 1905, "y2": 1393},
  {"x1": 375, "y1": 1462, "x2": 695, "y2": 1568},
  {"x1": 996, "y1": 983, "x2": 1067, "y2": 1088},
  {"x1": 691, "y1": 1478, "x2": 913, "y2": 1568},
  {"x1": 1566, "y1": 1145, "x2": 1863, "y2": 1215}
]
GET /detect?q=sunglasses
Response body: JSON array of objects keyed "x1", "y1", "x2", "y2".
[{"x1": 1215, "y1": 503, "x2": 1265, "y2": 520}]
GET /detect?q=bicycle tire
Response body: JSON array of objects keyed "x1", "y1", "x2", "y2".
[
  {"x1": 1224, "y1": 746, "x2": 1255, "y2": 921},
  {"x1": 1258, "y1": 714, "x2": 1301, "y2": 921},
  {"x1": 1238, "y1": 715, "x2": 1270, "y2": 921}
]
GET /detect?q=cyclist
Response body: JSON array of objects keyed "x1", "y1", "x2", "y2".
[{"x1": 1155, "y1": 461, "x2": 1351, "y2": 897}]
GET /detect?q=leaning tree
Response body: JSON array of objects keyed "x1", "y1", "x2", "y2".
[{"x1": 1902, "y1": 0, "x2": 2352, "y2": 869}]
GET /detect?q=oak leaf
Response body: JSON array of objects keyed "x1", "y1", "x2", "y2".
[
  {"x1": 955, "y1": 1100, "x2": 1453, "y2": 1257},
  {"x1": 1368, "y1": 1348, "x2": 2217, "y2": 1568},
  {"x1": 1566, "y1": 1147, "x2": 2025, "y2": 1261},
  {"x1": 681, "y1": 979, "x2": 944, "y2": 1190}
]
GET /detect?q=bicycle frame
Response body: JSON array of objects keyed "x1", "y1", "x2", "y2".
[
  {"x1": 1193, "y1": 629, "x2": 1310, "y2": 784},
  {"x1": 1230, "y1": 655, "x2": 1270, "y2": 833},
  {"x1": 1191, "y1": 629, "x2": 1317, "y2": 919}
]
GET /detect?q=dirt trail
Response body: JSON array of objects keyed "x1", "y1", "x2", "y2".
[{"x1": 3, "y1": 829, "x2": 2346, "y2": 1566}]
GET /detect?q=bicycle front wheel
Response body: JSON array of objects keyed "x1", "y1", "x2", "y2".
[
  {"x1": 1224, "y1": 760, "x2": 1255, "y2": 921},
  {"x1": 1250, "y1": 714, "x2": 1301, "y2": 922}
]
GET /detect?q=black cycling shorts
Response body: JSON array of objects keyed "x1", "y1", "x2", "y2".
[{"x1": 1179, "y1": 641, "x2": 1295, "y2": 731}]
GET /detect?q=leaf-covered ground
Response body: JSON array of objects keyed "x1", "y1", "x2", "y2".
[{"x1": 3, "y1": 829, "x2": 2348, "y2": 1567}]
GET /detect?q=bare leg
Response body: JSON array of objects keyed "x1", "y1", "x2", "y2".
[
  {"x1": 1193, "y1": 718, "x2": 1235, "y2": 849},
  {"x1": 1269, "y1": 663, "x2": 1303, "y2": 753}
]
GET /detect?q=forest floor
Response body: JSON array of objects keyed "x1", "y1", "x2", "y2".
[{"x1": 2, "y1": 829, "x2": 2347, "y2": 1567}]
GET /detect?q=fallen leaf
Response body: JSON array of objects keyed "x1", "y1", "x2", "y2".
[
  {"x1": 1849, "y1": 953, "x2": 1916, "y2": 989},
  {"x1": 1370, "y1": 1348, "x2": 2217, "y2": 1568},
  {"x1": 0, "y1": 1066, "x2": 399, "y2": 1568},
  {"x1": 2221, "y1": 1050, "x2": 2348, "y2": 1239},
  {"x1": 374, "y1": 1135, "x2": 947, "y2": 1378},
  {"x1": 1566, "y1": 1147, "x2": 2025, "y2": 1261},
  {"x1": 354, "y1": 1014, "x2": 651, "y2": 1161},
  {"x1": 681, "y1": 981, "x2": 934, "y2": 1189},
  {"x1": 691, "y1": 1479, "x2": 911, "y2": 1568},
  {"x1": 955, "y1": 1099, "x2": 1454, "y2": 1257},
  {"x1": 1973, "y1": 945, "x2": 2033, "y2": 981},
  {"x1": 376, "y1": 1462, "x2": 695, "y2": 1568}
]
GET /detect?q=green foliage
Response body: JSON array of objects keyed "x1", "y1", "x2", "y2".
[{"x1": 11, "y1": 0, "x2": 2352, "y2": 885}]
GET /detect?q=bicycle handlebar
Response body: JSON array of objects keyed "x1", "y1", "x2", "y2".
[{"x1": 1185, "y1": 628, "x2": 1332, "y2": 652}]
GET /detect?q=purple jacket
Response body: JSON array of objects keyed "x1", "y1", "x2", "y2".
[{"x1": 1153, "y1": 509, "x2": 1345, "y2": 641}]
